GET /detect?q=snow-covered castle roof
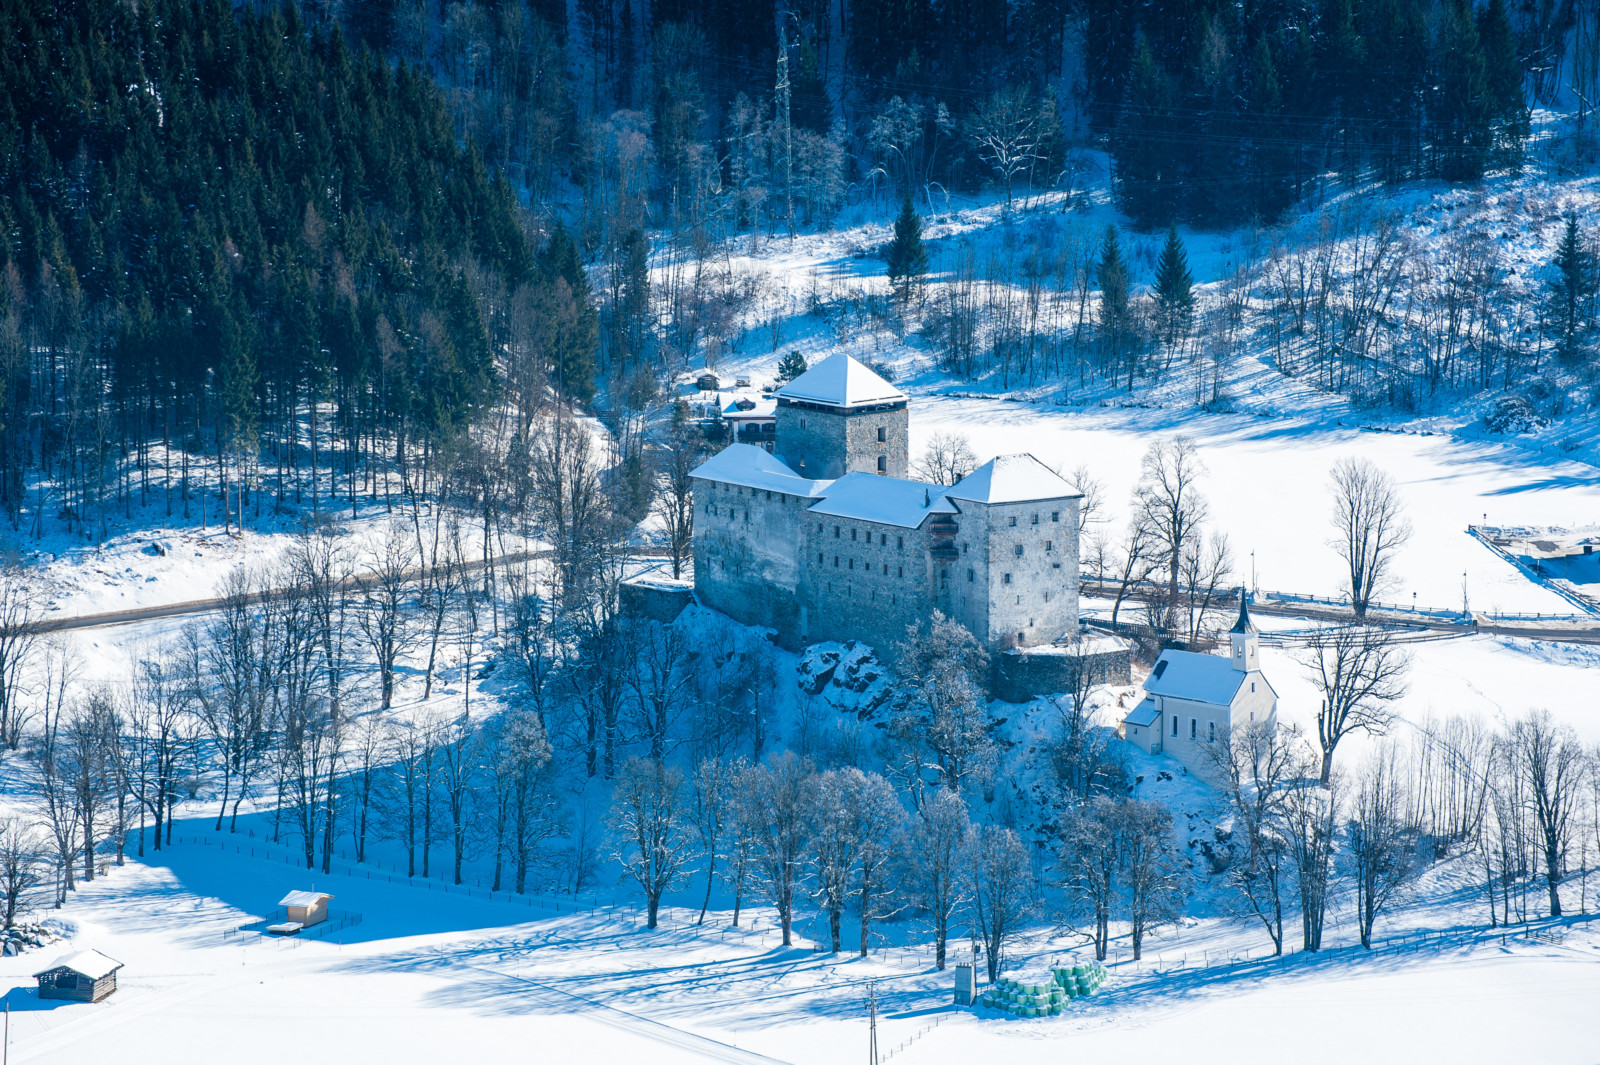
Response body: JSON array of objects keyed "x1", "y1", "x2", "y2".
[
  {"x1": 807, "y1": 472, "x2": 959, "y2": 528},
  {"x1": 690, "y1": 443, "x2": 831, "y2": 497},
  {"x1": 945, "y1": 454, "x2": 1080, "y2": 505},
  {"x1": 773, "y1": 353, "x2": 906, "y2": 409}
]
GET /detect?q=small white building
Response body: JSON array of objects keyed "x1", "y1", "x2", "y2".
[{"x1": 1122, "y1": 596, "x2": 1277, "y2": 772}]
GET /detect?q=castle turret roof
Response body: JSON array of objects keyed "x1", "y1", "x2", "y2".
[
  {"x1": 773, "y1": 353, "x2": 906, "y2": 409},
  {"x1": 944, "y1": 454, "x2": 1080, "y2": 505}
]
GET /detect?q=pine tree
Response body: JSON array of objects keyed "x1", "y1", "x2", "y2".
[
  {"x1": 1097, "y1": 225, "x2": 1134, "y2": 387},
  {"x1": 1549, "y1": 212, "x2": 1593, "y2": 366},
  {"x1": 777, "y1": 351, "x2": 807, "y2": 381},
  {"x1": 538, "y1": 225, "x2": 599, "y2": 404},
  {"x1": 885, "y1": 194, "x2": 929, "y2": 299},
  {"x1": 1153, "y1": 225, "x2": 1194, "y2": 353}
]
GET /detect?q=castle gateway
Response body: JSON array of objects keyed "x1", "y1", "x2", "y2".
[{"x1": 690, "y1": 354, "x2": 1085, "y2": 658}]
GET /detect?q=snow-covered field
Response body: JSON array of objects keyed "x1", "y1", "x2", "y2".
[{"x1": 2, "y1": 833, "x2": 1596, "y2": 1065}]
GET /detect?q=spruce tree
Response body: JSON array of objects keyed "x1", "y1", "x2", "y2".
[
  {"x1": 1549, "y1": 212, "x2": 1592, "y2": 366},
  {"x1": 1097, "y1": 225, "x2": 1133, "y2": 386},
  {"x1": 777, "y1": 351, "x2": 807, "y2": 381},
  {"x1": 885, "y1": 194, "x2": 929, "y2": 298},
  {"x1": 1153, "y1": 225, "x2": 1194, "y2": 352}
]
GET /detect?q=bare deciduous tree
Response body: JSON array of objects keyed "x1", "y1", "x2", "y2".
[
  {"x1": 1512, "y1": 710, "x2": 1589, "y2": 917},
  {"x1": 740, "y1": 752, "x2": 816, "y2": 946},
  {"x1": 609, "y1": 757, "x2": 695, "y2": 929},
  {"x1": 1121, "y1": 799, "x2": 1189, "y2": 960},
  {"x1": 1134, "y1": 437, "x2": 1208, "y2": 631},
  {"x1": 1348, "y1": 747, "x2": 1420, "y2": 947},
  {"x1": 908, "y1": 788, "x2": 970, "y2": 970},
  {"x1": 1059, "y1": 796, "x2": 1118, "y2": 960},
  {"x1": 0, "y1": 817, "x2": 46, "y2": 929},
  {"x1": 1328, "y1": 457, "x2": 1411, "y2": 618},
  {"x1": 1301, "y1": 624, "x2": 1411, "y2": 784},
  {"x1": 359, "y1": 523, "x2": 418, "y2": 709},
  {"x1": 0, "y1": 566, "x2": 40, "y2": 749},
  {"x1": 966, "y1": 85, "x2": 1047, "y2": 207},
  {"x1": 966, "y1": 824, "x2": 1035, "y2": 981},
  {"x1": 912, "y1": 431, "x2": 978, "y2": 487},
  {"x1": 1204, "y1": 721, "x2": 1301, "y2": 955},
  {"x1": 1285, "y1": 770, "x2": 1341, "y2": 952}
]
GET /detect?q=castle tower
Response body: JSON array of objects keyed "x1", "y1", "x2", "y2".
[
  {"x1": 772, "y1": 354, "x2": 908, "y2": 479},
  {"x1": 1229, "y1": 590, "x2": 1260, "y2": 672}
]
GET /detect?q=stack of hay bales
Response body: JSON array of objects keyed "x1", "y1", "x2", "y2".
[
  {"x1": 1050, "y1": 961, "x2": 1106, "y2": 1001},
  {"x1": 979, "y1": 970, "x2": 1065, "y2": 1017}
]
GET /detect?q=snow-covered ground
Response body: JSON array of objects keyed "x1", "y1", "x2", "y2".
[{"x1": 2, "y1": 831, "x2": 1595, "y2": 1065}]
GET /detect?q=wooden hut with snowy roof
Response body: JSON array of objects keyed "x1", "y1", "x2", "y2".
[
  {"x1": 33, "y1": 949, "x2": 124, "y2": 1002},
  {"x1": 270, "y1": 890, "x2": 334, "y2": 934},
  {"x1": 1121, "y1": 594, "x2": 1277, "y2": 772}
]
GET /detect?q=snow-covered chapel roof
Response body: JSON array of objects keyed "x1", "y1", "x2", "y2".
[
  {"x1": 944, "y1": 454, "x2": 1080, "y2": 505},
  {"x1": 773, "y1": 353, "x2": 906, "y2": 409}
]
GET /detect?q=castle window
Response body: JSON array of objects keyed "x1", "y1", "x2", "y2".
[
  {"x1": 962, "y1": 543, "x2": 968, "y2": 554},
  {"x1": 882, "y1": 563, "x2": 888, "y2": 574},
  {"x1": 967, "y1": 569, "x2": 974, "y2": 582},
  {"x1": 1002, "y1": 573, "x2": 1012, "y2": 584},
  {"x1": 879, "y1": 426, "x2": 888, "y2": 442},
  {"x1": 852, "y1": 528, "x2": 858, "y2": 541},
  {"x1": 1052, "y1": 511, "x2": 1060, "y2": 522},
  {"x1": 817, "y1": 522, "x2": 822, "y2": 531},
  {"x1": 877, "y1": 456, "x2": 886, "y2": 473},
  {"x1": 818, "y1": 552, "x2": 824, "y2": 563},
  {"x1": 1045, "y1": 541, "x2": 1053, "y2": 552},
  {"x1": 1018, "y1": 632, "x2": 1025, "y2": 642},
  {"x1": 1032, "y1": 514, "x2": 1039, "y2": 524},
  {"x1": 834, "y1": 526, "x2": 840, "y2": 538},
  {"x1": 1014, "y1": 545, "x2": 1024, "y2": 557},
  {"x1": 897, "y1": 566, "x2": 903, "y2": 577},
  {"x1": 1191, "y1": 719, "x2": 1197, "y2": 740},
  {"x1": 1251, "y1": 682, "x2": 1256, "y2": 693},
  {"x1": 1172, "y1": 716, "x2": 1179, "y2": 737},
  {"x1": 834, "y1": 556, "x2": 839, "y2": 567},
  {"x1": 1009, "y1": 516, "x2": 1018, "y2": 527},
  {"x1": 897, "y1": 536, "x2": 904, "y2": 550},
  {"x1": 849, "y1": 559, "x2": 855, "y2": 570},
  {"x1": 880, "y1": 533, "x2": 887, "y2": 545},
  {"x1": 1208, "y1": 721, "x2": 1216, "y2": 743},
  {"x1": 1044, "y1": 590, "x2": 1050, "y2": 602}
]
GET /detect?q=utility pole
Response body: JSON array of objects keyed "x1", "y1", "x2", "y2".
[
  {"x1": 775, "y1": 14, "x2": 795, "y2": 239},
  {"x1": 868, "y1": 983, "x2": 880, "y2": 1065}
]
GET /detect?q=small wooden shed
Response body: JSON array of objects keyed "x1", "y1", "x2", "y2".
[
  {"x1": 278, "y1": 890, "x2": 333, "y2": 929},
  {"x1": 33, "y1": 950, "x2": 124, "y2": 1003}
]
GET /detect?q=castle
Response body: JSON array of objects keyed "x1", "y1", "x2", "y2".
[{"x1": 690, "y1": 354, "x2": 1085, "y2": 658}]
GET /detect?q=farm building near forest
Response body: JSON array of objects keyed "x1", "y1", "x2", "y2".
[
  {"x1": 33, "y1": 950, "x2": 124, "y2": 1002},
  {"x1": 1121, "y1": 595, "x2": 1278, "y2": 773}
]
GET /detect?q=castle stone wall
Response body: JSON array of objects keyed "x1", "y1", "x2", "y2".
[
  {"x1": 976, "y1": 498, "x2": 1080, "y2": 648},
  {"x1": 802, "y1": 515, "x2": 931, "y2": 648},
  {"x1": 692, "y1": 479, "x2": 809, "y2": 641}
]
